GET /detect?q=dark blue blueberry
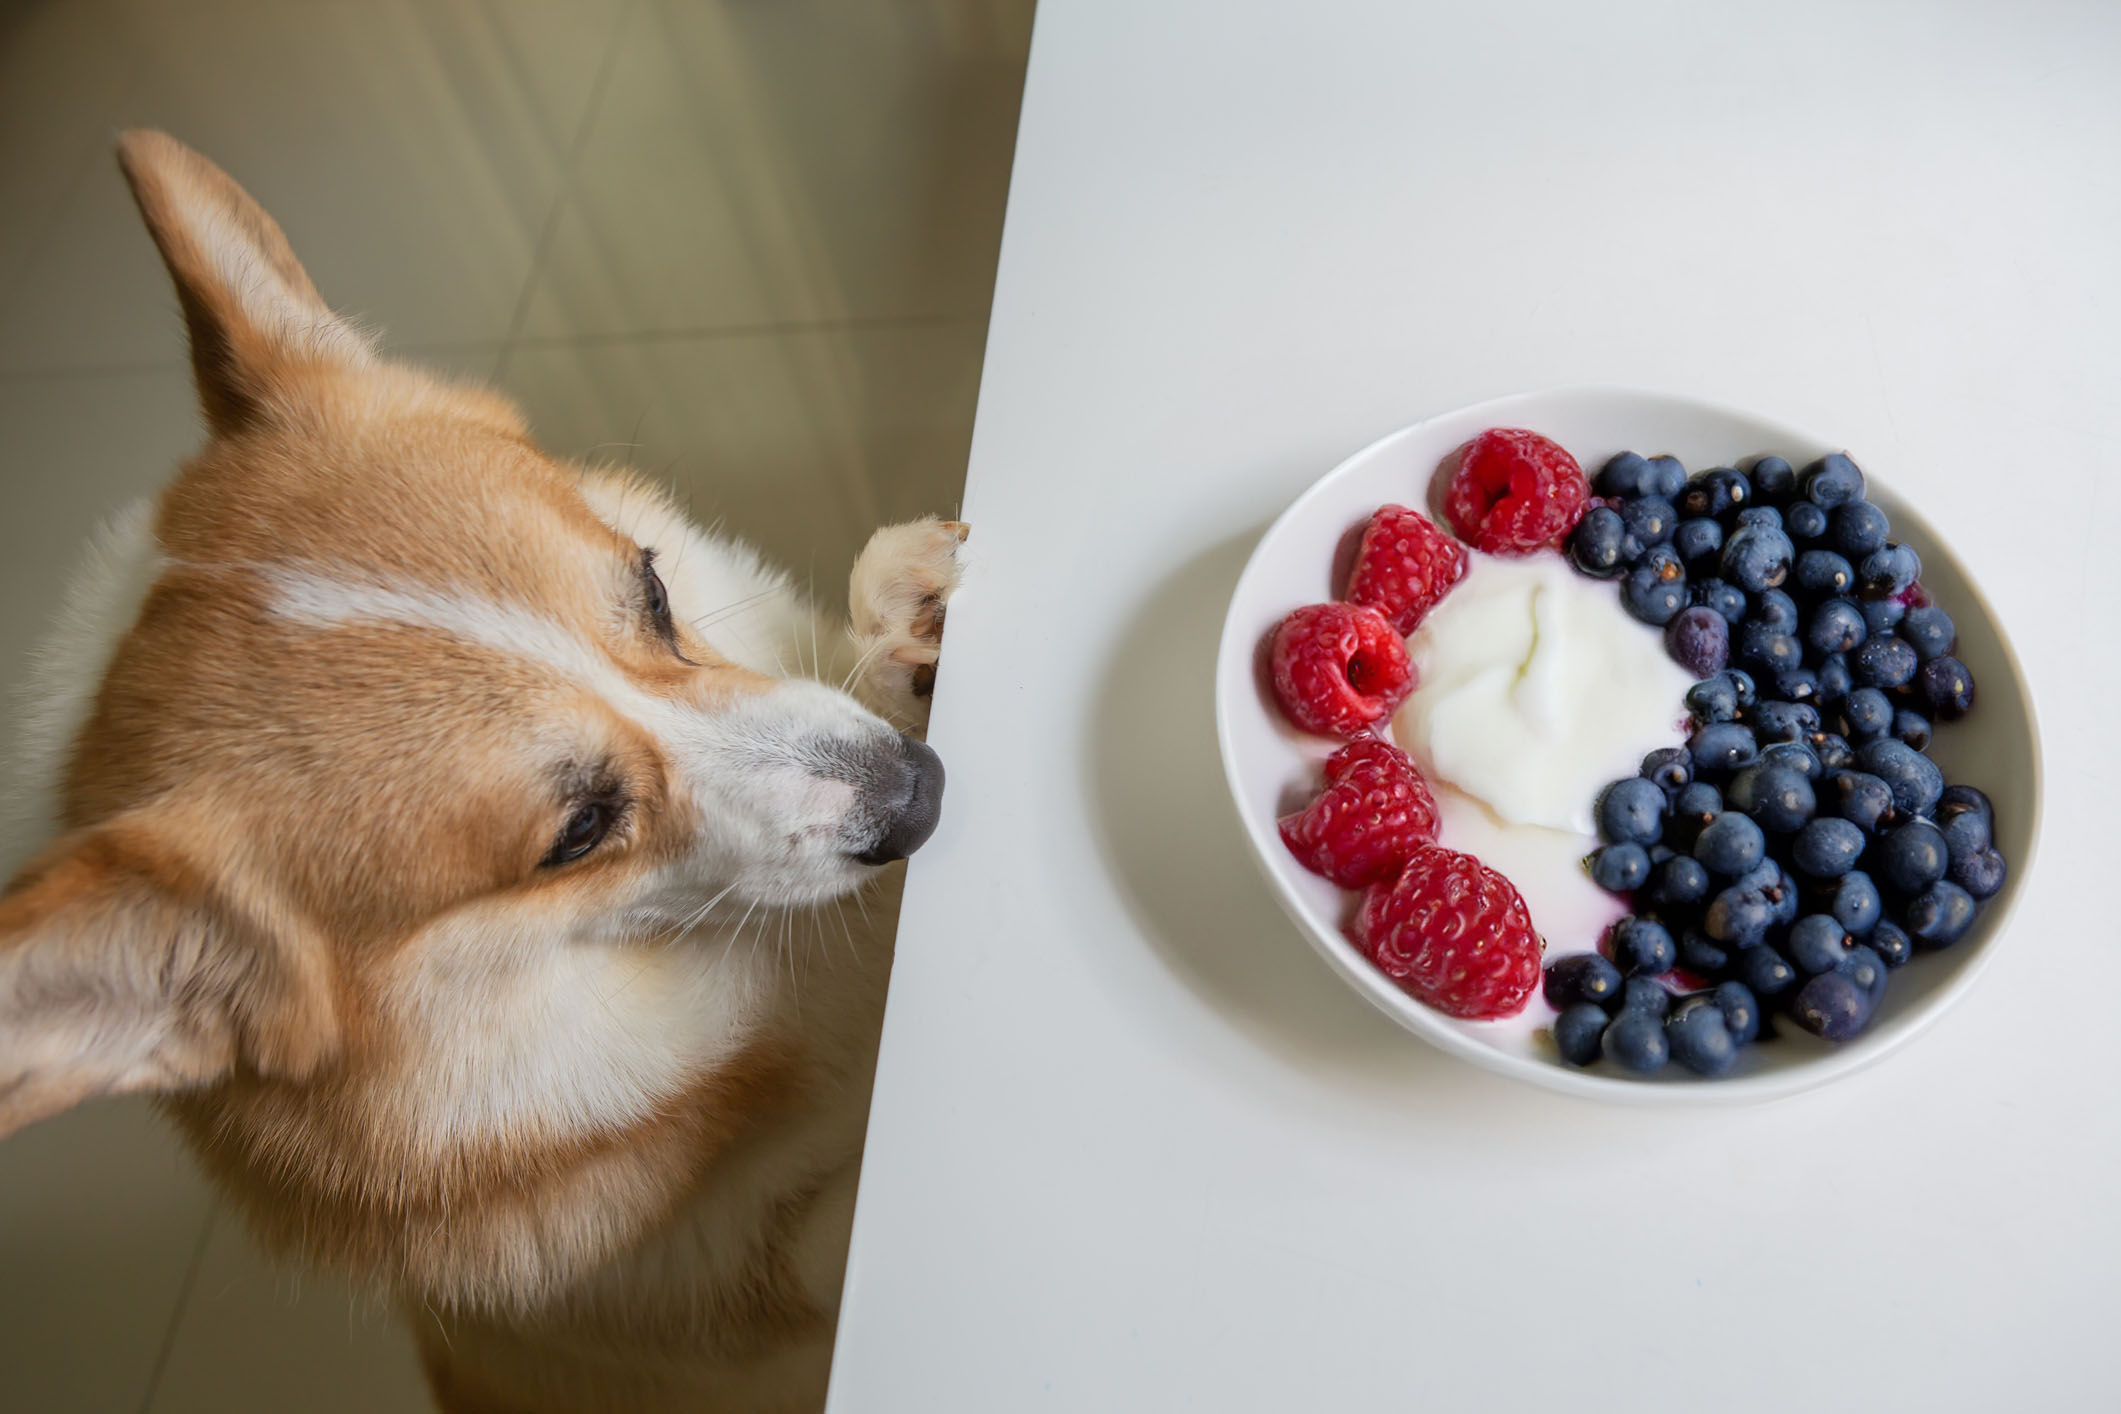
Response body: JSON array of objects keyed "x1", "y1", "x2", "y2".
[
  {"x1": 1669, "y1": 782, "x2": 1724, "y2": 846},
  {"x1": 1826, "y1": 770, "x2": 1897, "y2": 834},
  {"x1": 1753, "y1": 588, "x2": 1800, "y2": 633},
  {"x1": 1598, "y1": 777, "x2": 1667, "y2": 845},
  {"x1": 1673, "y1": 517, "x2": 1725, "y2": 571},
  {"x1": 1904, "y1": 881, "x2": 1978, "y2": 948},
  {"x1": 1842, "y1": 687, "x2": 1893, "y2": 740},
  {"x1": 1792, "y1": 971, "x2": 1874, "y2": 1040},
  {"x1": 1829, "y1": 499, "x2": 1890, "y2": 557},
  {"x1": 1567, "y1": 505, "x2": 1629, "y2": 579},
  {"x1": 1705, "y1": 862, "x2": 1795, "y2": 945},
  {"x1": 1641, "y1": 746, "x2": 1693, "y2": 794},
  {"x1": 1691, "y1": 578, "x2": 1748, "y2": 625},
  {"x1": 1620, "y1": 495, "x2": 1678, "y2": 550},
  {"x1": 1694, "y1": 811, "x2": 1766, "y2": 876},
  {"x1": 1750, "y1": 456, "x2": 1798, "y2": 506},
  {"x1": 1678, "y1": 467, "x2": 1751, "y2": 521},
  {"x1": 1650, "y1": 854, "x2": 1713, "y2": 910},
  {"x1": 1620, "y1": 974, "x2": 1672, "y2": 1016},
  {"x1": 1794, "y1": 550, "x2": 1856, "y2": 599},
  {"x1": 1760, "y1": 739, "x2": 1821, "y2": 780},
  {"x1": 1806, "y1": 598, "x2": 1868, "y2": 658},
  {"x1": 1678, "y1": 927, "x2": 1729, "y2": 975},
  {"x1": 1803, "y1": 453, "x2": 1867, "y2": 509},
  {"x1": 1852, "y1": 635, "x2": 1918, "y2": 691},
  {"x1": 1875, "y1": 821, "x2": 1948, "y2": 893},
  {"x1": 1791, "y1": 816, "x2": 1865, "y2": 879},
  {"x1": 1602, "y1": 1009, "x2": 1670, "y2": 1072},
  {"x1": 1553, "y1": 1003, "x2": 1610, "y2": 1066},
  {"x1": 1950, "y1": 846, "x2": 2007, "y2": 900},
  {"x1": 1741, "y1": 763, "x2": 1816, "y2": 833},
  {"x1": 1736, "y1": 945, "x2": 1799, "y2": 999},
  {"x1": 1900, "y1": 605, "x2": 1957, "y2": 661},
  {"x1": 1721, "y1": 525, "x2": 1795, "y2": 594},
  {"x1": 1686, "y1": 674, "x2": 1741, "y2": 724},
  {"x1": 1869, "y1": 919, "x2": 1913, "y2": 968},
  {"x1": 1784, "y1": 499, "x2": 1829, "y2": 544},
  {"x1": 1936, "y1": 785, "x2": 1994, "y2": 834},
  {"x1": 1858, "y1": 543, "x2": 1922, "y2": 598},
  {"x1": 1812, "y1": 731, "x2": 1855, "y2": 771},
  {"x1": 1736, "y1": 506, "x2": 1784, "y2": 532},
  {"x1": 1750, "y1": 699, "x2": 1819, "y2": 745},
  {"x1": 1788, "y1": 913, "x2": 1853, "y2": 975},
  {"x1": 1610, "y1": 916, "x2": 1677, "y2": 976},
  {"x1": 1646, "y1": 454, "x2": 1688, "y2": 498},
  {"x1": 1544, "y1": 952, "x2": 1624, "y2": 1011},
  {"x1": 1815, "y1": 654, "x2": 1854, "y2": 706},
  {"x1": 1666, "y1": 999, "x2": 1740, "y2": 1076},
  {"x1": 1737, "y1": 622, "x2": 1804, "y2": 678},
  {"x1": 1824, "y1": 869, "x2": 1882, "y2": 935},
  {"x1": 1838, "y1": 943, "x2": 1890, "y2": 1007},
  {"x1": 1891, "y1": 709, "x2": 1931, "y2": 752},
  {"x1": 1856, "y1": 738, "x2": 1944, "y2": 817},
  {"x1": 1727, "y1": 669, "x2": 1758, "y2": 708},
  {"x1": 1621, "y1": 550, "x2": 1689, "y2": 625},
  {"x1": 1916, "y1": 655, "x2": 1976, "y2": 720},
  {"x1": 1775, "y1": 667, "x2": 1820, "y2": 706},
  {"x1": 1595, "y1": 451, "x2": 1656, "y2": 499},
  {"x1": 1714, "y1": 980, "x2": 1762, "y2": 1044},
  {"x1": 1859, "y1": 594, "x2": 1907, "y2": 635},
  {"x1": 1665, "y1": 606, "x2": 1730, "y2": 677},
  {"x1": 1689, "y1": 722, "x2": 1760, "y2": 776},
  {"x1": 1591, "y1": 843, "x2": 1652, "y2": 892}
]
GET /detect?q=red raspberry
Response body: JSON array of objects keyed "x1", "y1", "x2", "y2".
[
  {"x1": 1354, "y1": 846, "x2": 1542, "y2": 1020},
  {"x1": 1267, "y1": 602, "x2": 1414, "y2": 739},
  {"x1": 1444, "y1": 427, "x2": 1590, "y2": 554},
  {"x1": 1279, "y1": 739, "x2": 1441, "y2": 887},
  {"x1": 1345, "y1": 505, "x2": 1468, "y2": 635}
]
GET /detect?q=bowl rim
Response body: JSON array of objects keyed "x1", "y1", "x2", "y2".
[{"x1": 1212, "y1": 385, "x2": 2044, "y2": 1105}]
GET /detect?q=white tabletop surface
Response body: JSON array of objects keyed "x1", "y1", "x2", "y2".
[{"x1": 827, "y1": 3, "x2": 2121, "y2": 1409}]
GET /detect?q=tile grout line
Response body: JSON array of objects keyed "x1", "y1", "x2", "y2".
[
  {"x1": 134, "y1": 1203, "x2": 219, "y2": 1414},
  {"x1": 490, "y1": 0, "x2": 641, "y2": 385}
]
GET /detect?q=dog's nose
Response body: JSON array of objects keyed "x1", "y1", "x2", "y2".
[{"x1": 853, "y1": 734, "x2": 945, "y2": 865}]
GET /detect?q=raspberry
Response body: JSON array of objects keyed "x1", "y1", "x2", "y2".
[
  {"x1": 1345, "y1": 505, "x2": 1468, "y2": 635},
  {"x1": 1278, "y1": 739, "x2": 1440, "y2": 887},
  {"x1": 1267, "y1": 602, "x2": 1414, "y2": 738},
  {"x1": 1445, "y1": 427, "x2": 1590, "y2": 554},
  {"x1": 1354, "y1": 846, "x2": 1542, "y2": 1020}
]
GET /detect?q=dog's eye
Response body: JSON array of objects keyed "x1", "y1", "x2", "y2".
[
  {"x1": 545, "y1": 801, "x2": 615, "y2": 867},
  {"x1": 644, "y1": 564, "x2": 670, "y2": 625}
]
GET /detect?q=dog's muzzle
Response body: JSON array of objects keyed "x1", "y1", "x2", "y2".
[{"x1": 848, "y1": 733, "x2": 946, "y2": 865}]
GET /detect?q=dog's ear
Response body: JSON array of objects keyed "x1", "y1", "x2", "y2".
[
  {"x1": 0, "y1": 807, "x2": 339, "y2": 1140},
  {"x1": 115, "y1": 129, "x2": 374, "y2": 437}
]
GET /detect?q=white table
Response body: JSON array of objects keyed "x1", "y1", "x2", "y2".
[{"x1": 827, "y1": 3, "x2": 2121, "y2": 1408}]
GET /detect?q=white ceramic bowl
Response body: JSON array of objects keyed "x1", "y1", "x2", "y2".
[{"x1": 1214, "y1": 388, "x2": 2041, "y2": 1103}]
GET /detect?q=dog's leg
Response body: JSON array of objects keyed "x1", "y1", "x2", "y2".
[{"x1": 844, "y1": 517, "x2": 966, "y2": 734}]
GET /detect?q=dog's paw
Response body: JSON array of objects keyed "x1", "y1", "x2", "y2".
[{"x1": 848, "y1": 518, "x2": 966, "y2": 729}]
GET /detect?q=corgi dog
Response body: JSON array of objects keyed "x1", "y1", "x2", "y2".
[{"x1": 0, "y1": 131, "x2": 963, "y2": 1413}]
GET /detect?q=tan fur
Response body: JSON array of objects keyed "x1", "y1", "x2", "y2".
[{"x1": 0, "y1": 132, "x2": 962, "y2": 1412}]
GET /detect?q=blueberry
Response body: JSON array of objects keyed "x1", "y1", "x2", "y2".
[
  {"x1": 1792, "y1": 970, "x2": 1874, "y2": 1040},
  {"x1": 1826, "y1": 770, "x2": 1897, "y2": 833},
  {"x1": 1852, "y1": 635, "x2": 1918, "y2": 691},
  {"x1": 1812, "y1": 731, "x2": 1855, "y2": 771},
  {"x1": 1598, "y1": 777, "x2": 1667, "y2": 845},
  {"x1": 1936, "y1": 784, "x2": 1994, "y2": 832},
  {"x1": 1905, "y1": 881, "x2": 1978, "y2": 947},
  {"x1": 1568, "y1": 506, "x2": 1629, "y2": 579},
  {"x1": 1622, "y1": 552, "x2": 1689, "y2": 625},
  {"x1": 1722, "y1": 525, "x2": 1795, "y2": 594},
  {"x1": 1689, "y1": 722, "x2": 1760, "y2": 776},
  {"x1": 1750, "y1": 699, "x2": 1819, "y2": 745},
  {"x1": 1805, "y1": 598, "x2": 1867, "y2": 658},
  {"x1": 1859, "y1": 543, "x2": 1922, "y2": 598},
  {"x1": 1621, "y1": 495, "x2": 1678, "y2": 550},
  {"x1": 1694, "y1": 811, "x2": 1767, "y2": 876},
  {"x1": 1620, "y1": 974, "x2": 1673, "y2": 1016},
  {"x1": 1753, "y1": 588, "x2": 1800, "y2": 633},
  {"x1": 1736, "y1": 506, "x2": 1785, "y2": 533},
  {"x1": 1545, "y1": 952, "x2": 1625, "y2": 1011},
  {"x1": 1666, "y1": 999, "x2": 1741, "y2": 1076},
  {"x1": 1890, "y1": 709, "x2": 1932, "y2": 752},
  {"x1": 1678, "y1": 467, "x2": 1751, "y2": 521},
  {"x1": 1856, "y1": 738, "x2": 1944, "y2": 817},
  {"x1": 1554, "y1": 1003, "x2": 1611, "y2": 1066},
  {"x1": 1649, "y1": 843, "x2": 1677, "y2": 865},
  {"x1": 1706, "y1": 863, "x2": 1796, "y2": 945},
  {"x1": 1639, "y1": 747, "x2": 1693, "y2": 795},
  {"x1": 1685, "y1": 674, "x2": 1741, "y2": 724},
  {"x1": 1788, "y1": 913, "x2": 1853, "y2": 974},
  {"x1": 1649, "y1": 854, "x2": 1713, "y2": 910},
  {"x1": 1824, "y1": 869, "x2": 1882, "y2": 934},
  {"x1": 1803, "y1": 453, "x2": 1867, "y2": 509},
  {"x1": 1794, "y1": 550, "x2": 1856, "y2": 599},
  {"x1": 1950, "y1": 846, "x2": 2008, "y2": 900},
  {"x1": 1875, "y1": 822, "x2": 1948, "y2": 893},
  {"x1": 1645, "y1": 455, "x2": 1687, "y2": 498},
  {"x1": 1736, "y1": 622, "x2": 1804, "y2": 678},
  {"x1": 1659, "y1": 605, "x2": 1728, "y2": 677},
  {"x1": 1829, "y1": 499, "x2": 1890, "y2": 557},
  {"x1": 1784, "y1": 500, "x2": 1829, "y2": 543},
  {"x1": 1727, "y1": 669, "x2": 1759, "y2": 708},
  {"x1": 1690, "y1": 577, "x2": 1748, "y2": 625},
  {"x1": 1714, "y1": 980, "x2": 1762, "y2": 1044},
  {"x1": 1750, "y1": 456, "x2": 1798, "y2": 507},
  {"x1": 1669, "y1": 781, "x2": 1724, "y2": 846},
  {"x1": 1859, "y1": 594, "x2": 1907, "y2": 636},
  {"x1": 1900, "y1": 606, "x2": 1956, "y2": 661},
  {"x1": 1842, "y1": 687, "x2": 1893, "y2": 740},
  {"x1": 1869, "y1": 919, "x2": 1913, "y2": 968},
  {"x1": 1610, "y1": 916, "x2": 1677, "y2": 976},
  {"x1": 1602, "y1": 1009, "x2": 1670, "y2": 1072},
  {"x1": 1595, "y1": 452, "x2": 1656, "y2": 499},
  {"x1": 1916, "y1": 655, "x2": 1976, "y2": 720},
  {"x1": 1591, "y1": 843, "x2": 1652, "y2": 891},
  {"x1": 1815, "y1": 654, "x2": 1853, "y2": 706},
  {"x1": 1792, "y1": 816, "x2": 1866, "y2": 877},
  {"x1": 1678, "y1": 927, "x2": 1729, "y2": 975},
  {"x1": 1736, "y1": 945, "x2": 1799, "y2": 999},
  {"x1": 1731, "y1": 762, "x2": 1816, "y2": 833},
  {"x1": 1775, "y1": 667, "x2": 1820, "y2": 706},
  {"x1": 1760, "y1": 739, "x2": 1822, "y2": 780},
  {"x1": 1838, "y1": 943, "x2": 1890, "y2": 1007},
  {"x1": 1673, "y1": 517, "x2": 1725, "y2": 571}
]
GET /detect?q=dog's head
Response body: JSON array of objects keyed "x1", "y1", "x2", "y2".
[{"x1": 0, "y1": 134, "x2": 936, "y2": 1278}]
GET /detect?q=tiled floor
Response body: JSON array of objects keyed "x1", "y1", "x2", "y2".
[{"x1": 0, "y1": 1, "x2": 1031, "y2": 1408}]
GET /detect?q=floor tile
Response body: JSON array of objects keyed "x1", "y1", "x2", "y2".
[{"x1": 515, "y1": 0, "x2": 1031, "y2": 340}]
